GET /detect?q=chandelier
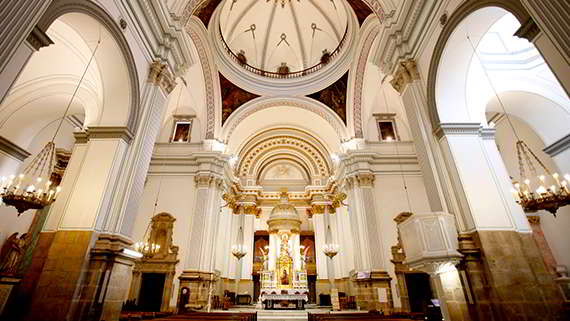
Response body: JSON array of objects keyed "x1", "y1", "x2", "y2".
[
  {"x1": 134, "y1": 239, "x2": 161, "y2": 258},
  {"x1": 323, "y1": 243, "x2": 339, "y2": 259},
  {"x1": 512, "y1": 140, "x2": 570, "y2": 215},
  {"x1": 1, "y1": 40, "x2": 101, "y2": 215},
  {"x1": 267, "y1": 0, "x2": 300, "y2": 8},
  {"x1": 231, "y1": 244, "x2": 248, "y2": 260},
  {"x1": 467, "y1": 35, "x2": 570, "y2": 216}
]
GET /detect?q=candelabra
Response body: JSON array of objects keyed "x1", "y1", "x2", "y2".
[{"x1": 511, "y1": 141, "x2": 570, "y2": 215}]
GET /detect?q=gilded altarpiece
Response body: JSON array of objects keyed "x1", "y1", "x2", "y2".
[{"x1": 128, "y1": 213, "x2": 179, "y2": 312}]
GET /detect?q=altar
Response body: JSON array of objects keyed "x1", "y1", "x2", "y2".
[{"x1": 257, "y1": 192, "x2": 310, "y2": 310}]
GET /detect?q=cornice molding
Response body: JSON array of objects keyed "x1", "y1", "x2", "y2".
[
  {"x1": 0, "y1": 136, "x2": 31, "y2": 161},
  {"x1": 373, "y1": 0, "x2": 441, "y2": 74},
  {"x1": 26, "y1": 25, "x2": 54, "y2": 51},
  {"x1": 126, "y1": 0, "x2": 194, "y2": 76},
  {"x1": 434, "y1": 123, "x2": 482, "y2": 140},
  {"x1": 543, "y1": 133, "x2": 570, "y2": 157},
  {"x1": 74, "y1": 127, "x2": 134, "y2": 144}
]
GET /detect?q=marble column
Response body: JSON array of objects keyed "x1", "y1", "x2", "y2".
[
  {"x1": 344, "y1": 173, "x2": 393, "y2": 312},
  {"x1": 179, "y1": 173, "x2": 223, "y2": 308}
]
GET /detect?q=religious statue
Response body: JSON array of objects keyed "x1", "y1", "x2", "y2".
[
  {"x1": 300, "y1": 245, "x2": 310, "y2": 270},
  {"x1": 258, "y1": 247, "x2": 269, "y2": 271},
  {"x1": 281, "y1": 269, "x2": 289, "y2": 285},
  {"x1": 0, "y1": 232, "x2": 30, "y2": 274}
]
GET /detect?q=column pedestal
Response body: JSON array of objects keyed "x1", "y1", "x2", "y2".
[
  {"x1": 459, "y1": 231, "x2": 565, "y2": 321},
  {"x1": 0, "y1": 275, "x2": 21, "y2": 315},
  {"x1": 178, "y1": 271, "x2": 219, "y2": 310},
  {"x1": 349, "y1": 270, "x2": 393, "y2": 312}
]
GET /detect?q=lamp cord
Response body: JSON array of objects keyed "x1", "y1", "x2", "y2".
[
  {"x1": 466, "y1": 35, "x2": 520, "y2": 141},
  {"x1": 382, "y1": 85, "x2": 412, "y2": 212},
  {"x1": 51, "y1": 39, "x2": 101, "y2": 143}
]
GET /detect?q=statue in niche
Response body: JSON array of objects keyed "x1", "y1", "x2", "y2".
[
  {"x1": 0, "y1": 232, "x2": 30, "y2": 274},
  {"x1": 258, "y1": 247, "x2": 269, "y2": 271},
  {"x1": 281, "y1": 269, "x2": 289, "y2": 285}
]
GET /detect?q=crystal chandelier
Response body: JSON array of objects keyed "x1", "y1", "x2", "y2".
[
  {"x1": 1, "y1": 40, "x2": 101, "y2": 215},
  {"x1": 467, "y1": 35, "x2": 570, "y2": 216},
  {"x1": 231, "y1": 244, "x2": 248, "y2": 260},
  {"x1": 323, "y1": 243, "x2": 339, "y2": 259},
  {"x1": 512, "y1": 140, "x2": 570, "y2": 215}
]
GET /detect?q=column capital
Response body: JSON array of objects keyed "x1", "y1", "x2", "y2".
[
  {"x1": 26, "y1": 26, "x2": 53, "y2": 51},
  {"x1": 355, "y1": 173, "x2": 375, "y2": 187},
  {"x1": 148, "y1": 61, "x2": 175, "y2": 94},
  {"x1": 514, "y1": 17, "x2": 541, "y2": 42},
  {"x1": 390, "y1": 59, "x2": 420, "y2": 94},
  {"x1": 194, "y1": 173, "x2": 222, "y2": 188}
]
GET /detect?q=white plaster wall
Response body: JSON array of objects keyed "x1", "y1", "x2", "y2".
[
  {"x1": 133, "y1": 173, "x2": 196, "y2": 308},
  {"x1": 373, "y1": 173, "x2": 432, "y2": 308}
]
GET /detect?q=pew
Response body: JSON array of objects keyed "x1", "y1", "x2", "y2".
[
  {"x1": 154, "y1": 311, "x2": 257, "y2": 321},
  {"x1": 308, "y1": 312, "x2": 414, "y2": 321}
]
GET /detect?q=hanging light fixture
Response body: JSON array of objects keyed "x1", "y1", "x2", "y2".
[
  {"x1": 467, "y1": 36, "x2": 570, "y2": 216},
  {"x1": 267, "y1": 0, "x2": 300, "y2": 8},
  {"x1": 1, "y1": 39, "x2": 102, "y2": 215},
  {"x1": 231, "y1": 244, "x2": 248, "y2": 260},
  {"x1": 134, "y1": 163, "x2": 164, "y2": 258},
  {"x1": 322, "y1": 243, "x2": 339, "y2": 259}
]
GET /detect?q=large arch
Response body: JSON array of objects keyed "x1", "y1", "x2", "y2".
[
  {"x1": 220, "y1": 96, "x2": 349, "y2": 145},
  {"x1": 37, "y1": 0, "x2": 141, "y2": 132},
  {"x1": 426, "y1": 0, "x2": 530, "y2": 129}
]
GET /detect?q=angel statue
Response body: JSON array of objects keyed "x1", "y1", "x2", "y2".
[
  {"x1": 0, "y1": 232, "x2": 30, "y2": 274},
  {"x1": 300, "y1": 245, "x2": 311, "y2": 270},
  {"x1": 258, "y1": 246, "x2": 269, "y2": 271}
]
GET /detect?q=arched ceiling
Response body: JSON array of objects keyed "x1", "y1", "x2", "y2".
[{"x1": 219, "y1": 0, "x2": 348, "y2": 72}]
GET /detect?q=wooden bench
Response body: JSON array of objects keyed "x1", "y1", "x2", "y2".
[
  {"x1": 308, "y1": 312, "x2": 413, "y2": 321},
  {"x1": 155, "y1": 312, "x2": 257, "y2": 321}
]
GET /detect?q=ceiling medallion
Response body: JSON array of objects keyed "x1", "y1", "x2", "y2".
[{"x1": 267, "y1": 0, "x2": 300, "y2": 8}]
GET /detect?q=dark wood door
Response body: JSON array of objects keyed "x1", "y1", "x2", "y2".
[
  {"x1": 308, "y1": 275, "x2": 317, "y2": 304},
  {"x1": 405, "y1": 273, "x2": 432, "y2": 313},
  {"x1": 253, "y1": 274, "x2": 260, "y2": 302},
  {"x1": 139, "y1": 273, "x2": 166, "y2": 311}
]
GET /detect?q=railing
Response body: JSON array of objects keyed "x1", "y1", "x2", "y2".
[{"x1": 219, "y1": 24, "x2": 349, "y2": 79}]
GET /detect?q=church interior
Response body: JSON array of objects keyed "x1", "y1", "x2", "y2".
[{"x1": 0, "y1": 0, "x2": 569, "y2": 320}]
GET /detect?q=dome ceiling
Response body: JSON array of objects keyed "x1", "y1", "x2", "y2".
[{"x1": 219, "y1": 0, "x2": 349, "y2": 74}]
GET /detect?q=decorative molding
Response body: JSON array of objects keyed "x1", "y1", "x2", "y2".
[
  {"x1": 0, "y1": 136, "x2": 30, "y2": 161},
  {"x1": 479, "y1": 128, "x2": 496, "y2": 140},
  {"x1": 543, "y1": 133, "x2": 570, "y2": 157},
  {"x1": 87, "y1": 127, "x2": 134, "y2": 144},
  {"x1": 393, "y1": 212, "x2": 413, "y2": 224},
  {"x1": 73, "y1": 131, "x2": 89, "y2": 144},
  {"x1": 514, "y1": 17, "x2": 541, "y2": 42},
  {"x1": 25, "y1": 25, "x2": 54, "y2": 51},
  {"x1": 186, "y1": 20, "x2": 217, "y2": 140},
  {"x1": 148, "y1": 61, "x2": 176, "y2": 94},
  {"x1": 434, "y1": 123, "x2": 481, "y2": 140},
  {"x1": 390, "y1": 59, "x2": 420, "y2": 94},
  {"x1": 221, "y1": 97, "x2": 349, "y2": 142},
  {"x1": 352, "y1": 21, "x2": 380, "y2": 138}
]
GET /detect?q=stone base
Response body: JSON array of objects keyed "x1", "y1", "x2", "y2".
[
  {"x1": 349, "y1": 270, "x2": 393, "y2": 313},
  {"x1": 0, "y1": 275, "x2": 22, "y2": 315},
  {"x1": 178, "y1": 270, "x2": 219, "y2": 311},
  {"x1": 460, "y1": 230, "x2": 566, "y2": 321},
  {"x1": 22, "y1": 231, "x2": 136, "y2": 321}
]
